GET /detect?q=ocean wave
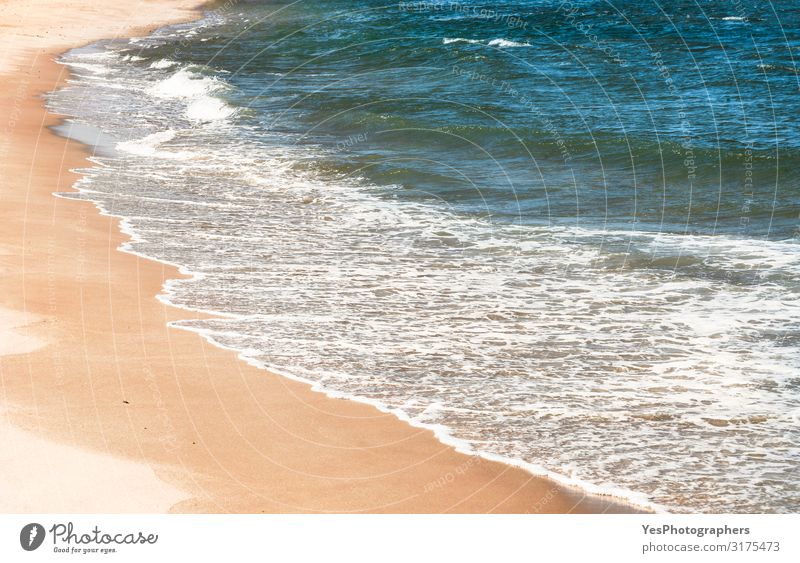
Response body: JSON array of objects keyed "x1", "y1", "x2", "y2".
[
  {"x1": 116, "y1": 129, "x2": 198, "y2": 159},
  {"x1": 65, "y1": 62, "x2": 111, "y2": 74},
  {"x1": 443, "y1": 37, "x2": 532, "y2": 48},
  {"x1": 70, "y1": 49, "x2": 118, "y2": 60},
  {"x1": 443, "y1": 37, "x2": 482, "y2": 45},
  {"x1": 148, "y1": 68, "x2": 227, "y2": 99},
  {"x1": 487, "y1": 38, "x2": 532, "y2": 48},
  {"x1": 147, "y1": 67, "x2": 237, "y2": 123},
  {"x1": 186, "y1": 97, "x2": 238, "y2": 123},
  {"x1": 149, "y1": 58, "x2": 179, "y2": 70}
]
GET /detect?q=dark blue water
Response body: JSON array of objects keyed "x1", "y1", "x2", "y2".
[
  {"x1": 50, "y1": 0, "x2": 800, "y2": 512},
  {"x1": 166, "y1": 0, "x2": 800, "y2": 239}
]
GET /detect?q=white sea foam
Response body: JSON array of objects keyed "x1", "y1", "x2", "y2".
[
  {"x1": 443, "y1": 38, "x2": 531, "y2": 48},
  {"x1": 65, "y1": 62, "x2": 111, "y2": 74},
  {"x1": 149, "y1": 59, "x2": 179, "y2": 69},
  {"x1": 443, "y1": 37, "x2": 482, "y2": 45},
  {"x1": 117, "y1": 130, "x2": 177, "y2": 155},
  {"x1": 487, "y1": 38, "x2": 532, "y2": 48},
  {"x1": 116, "y1": 129, "x2": 197, "y2": 159},
  {"x1": 71, "y1": 49, "x2": 118, "y2": 60},
  {"x1": 186, "y1": 97, "x2": 237, "y2": 123},
  {"x1": 148, "y1": 68, "x2": 225, "y2": 99},
  {"x1": 148, "y1": 68, "x2": 236, "y2": 123}
]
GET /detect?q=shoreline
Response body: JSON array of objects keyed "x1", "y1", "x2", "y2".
[{"x1": 0, "y1": 0, "x2": 645, "y2": 513}]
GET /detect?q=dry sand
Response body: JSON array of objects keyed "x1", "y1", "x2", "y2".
[{"x1": 0, "y1": 0, "x2": 641, "y2": 513}]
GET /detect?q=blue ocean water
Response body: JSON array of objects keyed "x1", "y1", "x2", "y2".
[{"x1": 50, "y1": 0, "x2": 800, "y2": 512}]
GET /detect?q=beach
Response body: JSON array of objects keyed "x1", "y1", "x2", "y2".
[{"x1": 0, "y1": 0, "x2": 639, "y2": 514}]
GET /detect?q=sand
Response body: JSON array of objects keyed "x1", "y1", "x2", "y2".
[
  {"x1": 0, "y1": 0, "x2": 642, "y2": 513},
  {"x1": 0, "y1": 307, "x2": 44, "y2": 357}
]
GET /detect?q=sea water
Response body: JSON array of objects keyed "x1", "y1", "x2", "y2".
[{"x1": 48, "y1": 0, "x2": 800, "y2": 512}]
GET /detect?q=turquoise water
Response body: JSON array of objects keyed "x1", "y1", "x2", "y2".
[{"x1": 51, "y1": 0, "x2": 800, "y2": 512}]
